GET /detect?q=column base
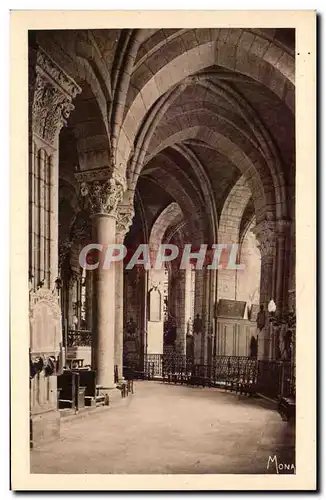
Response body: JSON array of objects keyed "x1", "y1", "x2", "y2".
[
  {"x1": 97, "y1": 383, "x2": 121, "y2": 395},
  {"x1": 30, "y1": 409, "x2": 60, "y2": 449},
  {"x1": 97, "y1": 386, "x2": 125, "y2": 405}
]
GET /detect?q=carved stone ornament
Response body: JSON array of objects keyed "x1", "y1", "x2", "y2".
[
  {"x1": 29, "y1": 288, "x2": 62, "y2": 355},
  {"x1": 31, "y1": 47, "x2": 81, "y2": 146},
  {"x1": 116, "y1": 205, "x2": 135, "y2": 240},
  {"x1": 252, "y1": 220, "x2": 276, "y2": 258},
  {"x1": 276, "y1": 219, "x2": 292, "y2": 237},
  {"x1": 75, "y1": 167, "x2": 115, "y2": 184},
  {"x1": 77, "y1": 169, "x2": 126, "y2": 217}
]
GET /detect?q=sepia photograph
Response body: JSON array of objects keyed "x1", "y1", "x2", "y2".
[{"x1": 10, "y1": 10, "x2": 316, "y2": 491}]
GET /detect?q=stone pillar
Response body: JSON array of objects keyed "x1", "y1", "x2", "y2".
[
  {"x1": 171, "y1": 267, "x2": 192, "y2": 355},
  {"x1": 253, "y1": 219, "x2": 276, "y2": 360},
  {"x1": 273, "y1": 219, "x2": 292, "y2": 359},
  {"x1": 29, "y1": 45, "x2": 81, "y2": 291},
  {"x1": 204, "y1": 266, "x2": 215, "y2": 365},
  {"x1": 76, "y1": 169, "x2": 126, "y2": 389},
  {"x1": 115, "y1": 204, "x2": 135, "y2": 381},
  {"x1": 276, "y1": 220, "x2": 292, "y2": 310},
  {"x1": 29, "y1": 45, "x2": 81, "y2": 447},
  {"x1": 193, "y1": 267, "x2": 206, "y2": 364},
  {"x1": 86, "y1": 269, "x2": 93, "y2": 330}
]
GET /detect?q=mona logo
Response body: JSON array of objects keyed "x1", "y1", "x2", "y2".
[{"x1": 267, "y1": 455, "x2": 296, "y2": 474}]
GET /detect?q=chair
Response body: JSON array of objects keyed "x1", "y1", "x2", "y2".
[{"x1": 123, "y1": 366, "x2": 135, "y2": 395}]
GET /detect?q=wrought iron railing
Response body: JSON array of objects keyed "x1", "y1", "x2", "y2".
[
  {"x1": 66, "y1": 329, "x2": 92, "y2": 347},
  {"x1": 210, "y1": 356, "x2": 258, "y2": 391},
  {"x1": 256, "y1": 360, "x2": 295, "y2": 399},
  {"x1": 144, "y1": 353, "x2": 164, "y2": 378},
  {"x1": 143, "y1": 353, "x2": 295, "y2": 400}
]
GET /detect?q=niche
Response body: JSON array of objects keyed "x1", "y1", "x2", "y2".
[{"x1": 148, "y1": 287, "x2": 162, "y2": 322}]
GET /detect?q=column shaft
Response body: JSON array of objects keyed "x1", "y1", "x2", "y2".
[
  {"x1": 252, "y1": 219, "x2": 276, "y2": 361},
  {"x1": 115, "y1": 203, "x2": 134, "y2": 379},
  {"x1": 86, "y1": 269, "x2": 93, "y2": 331},
  {"x1": 257, "y1": 255, "x2": 274, "y2": 360},
  {"x1": 114, "y1": 258, "x2": 124, "y2": 381},
  {"x1": 92, "y1": 214, "x2": 116, "y2": 388}
]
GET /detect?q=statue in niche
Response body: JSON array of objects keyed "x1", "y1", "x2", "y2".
[
  {"x1": 256, "y1": 304, "x2": 266, "y2": 331},
  {"x1": 193, "y1": 313, "x2": 203, "y2": 335}
]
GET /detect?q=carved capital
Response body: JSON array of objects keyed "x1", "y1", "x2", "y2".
[
  {"x1": 116, "y1": 205, "x2": 135, "y2": 241},
  {"x1": 31, "y1": 47, "x2": 81, "y2": 146},
  {"x1": 77, "y1": 169, "x2": 126, "y2": 217},
  {"x1": 252, "y1": 220, "x2": 276, "y2": 258}
]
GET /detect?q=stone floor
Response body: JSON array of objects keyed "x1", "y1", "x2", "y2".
[{"x1": 30, "y1": 381, "x2": 295, "y2": 474}]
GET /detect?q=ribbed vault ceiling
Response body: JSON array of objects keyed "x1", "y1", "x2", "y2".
[{"x1": 39, "y1": 27, "x2": 295, "y2": 246}]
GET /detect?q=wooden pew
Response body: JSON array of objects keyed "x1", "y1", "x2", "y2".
[
  {"x1": 123, "y1": 366, "x2": 135, "y2": 395},
  {"x1": 57, "y1": 371, "x2": 86, "y2": 413},
  {"x1": 73, "y1": 369, "x2": 97, "y2": 406}
]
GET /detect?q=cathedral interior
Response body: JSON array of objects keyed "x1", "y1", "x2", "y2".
[{"x1": 28, "y1": 28, "x2": 296, "y2": 472}]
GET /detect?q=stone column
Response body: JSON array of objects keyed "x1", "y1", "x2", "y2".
[
  {"x1": 29, "y1": 46, "x2": 81, "y2": 447},
  {"x1": 204, "y1": 265, "x2": 215, "y2": 365},
  {"x1": 115, "y1": 204, "x2": 135, "y2": 382},
  {"x1": 276, "y1": 220, "x2": 292, "y2": 310},
  {"x1": 85, "y1": 269, "x2": 93, "y2": 330},
  {"x1": 253, "y1": 219, "x2": 276, "y2": 360},
  {"x1": 272, "y1": 219, "x2": 292, "y2": 359},
  {"x1": 171, "y1": 267, "x2": 193, "y2": 355},
  {"x1": 29, "y1": 46, "x2": 81, "y2": 291},
  {"x1": 193, "y1": 267, "x2": 207, "y2": 364},
  {"x1": 76, "y1": 169, "x2": 126, "y2": 389}
]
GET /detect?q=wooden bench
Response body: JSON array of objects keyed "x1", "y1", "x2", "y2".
[
  {"x1": 73, "y1": 369, "x2": 97, "y2": 406},
  {"x1": 123, "y1": 366, "x2": 135, "y2": 395},
  {"x1": 57, "y1": 371, "x2": 86, "y2": 413},
  {"x1": 95, "y1": 386, "x2": 110, "y2": 405},
  {"x1": 115, "y1": 365, "x2": 126, "y2": 397}
]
